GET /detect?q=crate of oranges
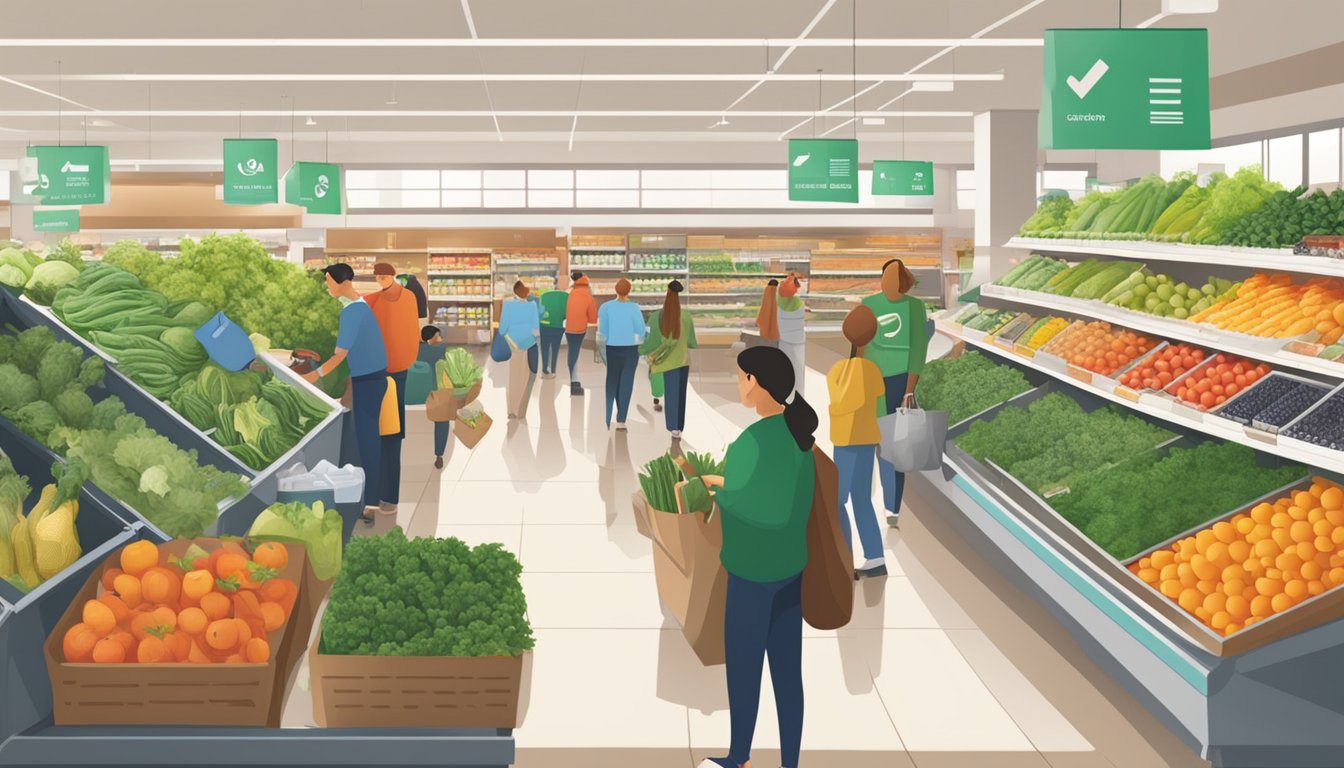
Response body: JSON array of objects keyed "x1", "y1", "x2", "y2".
[{"x1": 42, "y1": 538, "x2": 307, "y2": 726}]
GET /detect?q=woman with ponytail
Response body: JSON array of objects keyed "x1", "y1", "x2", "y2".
[
  {"x1": 828, "y1": 304, "x2": 887, "y2": 578},
  {"x1": 639, "y1": 280, "x2": 697, "y2": 438},
  {"x1": 698, "y1": 346, "x2": 816, "y2": 768}
]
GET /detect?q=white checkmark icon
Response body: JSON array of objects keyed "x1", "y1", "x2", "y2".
[{"x1": 1066, "y1": 59, "x2": 1109, "y2": 99}]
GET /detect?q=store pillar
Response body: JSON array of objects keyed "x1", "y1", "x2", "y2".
[{"x1": 972, "y1": 109, "x2": 1038, "y2": 286}]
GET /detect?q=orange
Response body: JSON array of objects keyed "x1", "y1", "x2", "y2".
[
  {"x1": 1272, "y1": 528, "x2": 1295, "y2": 550},
  {"x1": 1212, "y1": 521, "x2": 1237, "y2": 544},
  {"x1": 1255, "y1": 577, "x2": 1284, "y2": 596},
  {"x1": 1297, "y1": 542, "x2": 1318, "y2": 563},
  {"x1": 101, "y1": 567, "x2": 124, "y2": 592},
  {"x1": 1332, "y1": 527, "x2": 1344, "y2": 546},
  {"x1": 1285, "y1": 579, "x2": 1309, "y2": 600},
  {"x1": 1202, "y1": 592, "x2": 1227, "y2": 614},
  {"x1": 1224, "y1": 579, "x2": 1247, "y2": 596},
  {"x1": 1160, "y1": 564, "x2": 1179, "y2": 582},
  {"x1": 151, "y1": 606, "x2": 178, "y2": 631},
  {"x1": 82, "y1": 600, "x2": 117, "y2": 635},
  {"x1": 112, "y1": 573, "x2": 143, "y2": 608},
  {"x1": 232, "y1": 618, "x2": 253, "y2": 647},
  {"x1": 199, "y1": 592, "x2": 231, "y2": 621},
  {"x1": 92, "y1": 637, "x2": 126, "y2": 664},
  {"x1": 1151, "y1": 550, "x2": 1175, "y2": 569},
  {"x1": 1294, "y1": 491, "x2": 1316, "y2": 510},
  {"x1": 164, "y1": 632, "x2": 192, "y2": 662},
  {"x1": 1251, "y1": 503, "x2": 1273, "y2": 524},
  {"x1": 1205, "y1": 543, "x2": 1230, "y2": 568},
  {"x1": 1253, "y1": 538, "x2": 1280, "y2": 560},
  {"x1": 1178, "y1": 563, "x2": 1198, "y2": 588},
  {"x1": 225, "y1": 654, "x2": 244, "y2": 664},
  {"x1": 137, "y1": 636, "x2": 171, "y2": 663},
  {"x1": 1195, "y1": 530, "x2": 1217, "y2": 552},
  {"x1": 1316, "y1": 536, "x2": 1334, "y2": 553},
  {"x1": 1275, "y1": 552, "x2": 1304, "y2": 574},
  {"x1": 1210, "y1": 611, "x2": 1231, "y2": 631},
  {"x1": 108, "y1": 630, "x2": 136, "y2": 654},
  {"x1": 1301, "y1": 561, "x2": 1324, "y2": 581},
  {"x1": 120, "y1": 541, "x2": 159, "y2": 577},
  {"x1": 1271, "y1": 593, "x2": 1295, "y2": 614},
  {"x1": 141, "y1": 567, "x2": 181, "y2": 605},
  {"x1": 1308, "y1": 580, "x2": 1326, "y2": 596},
  {"x1": 1225, "y1": 595, "x2": 1251, "y2": 622},
  {"x1": 260, "y1": 602, "x2": 286, "y2": 632},
  {"x1": 1250, "y1": 595, "x2": 1273, "y2": 618},
  {"x1": 1190, "y1": 554, "x2": 1218, "y2": 581},
  {"x1": 1197, "y1": 580, "x2": 1217, "y2": 596},
  {"x1": 97, "y1": 594, "x2": 131, "y2": 625},
  {"x1": 252, "y1": 542, "x2": 289, "y2": 571},
  {"x1": 178, "y1": 607, "x2": 208, "y2": 636},
  {"x1": 129, "y1": 612, "x2": 157, "y2": 641},
  {"x1": 1235, "y1": 517, "x2": 1255, "y2": 536},
  {"x1": 1228, "y1": 541, "x2": 1251, "y2": 563},
  {"x1": 1137, "y1": 568, "x2": 1159, "y2": 584},
  {"x1": 205, "y1": 620, "x2": 240, "y2": 651},
  {"x1": 1290, "y1": 521, "x2": 1314, "y2": 543},
  {"x1": 62, "y1": 623, "x2": 99, "y2": 662},
  {"x1": 245, "y1": 637, "x2": 270, "y2": 663},
  {"x1": 214, "y1": 553, "x2": 250, "y2": 582},
  {"x1": 188, "y1": 639, "x2": 213, "y2": 664},
  {"x1": 182, "y1": 570, "x2": 214, "y2": 601},
  {"x1": 1271, "y1": 512, "x2": 1293, "y2": 529},
  {"x1": 1320, "y1": 487, "x2": 1343, "y2": 511},
  {"x1": 1178, "y1": 589, "x2": 1202, "y2": 613}
]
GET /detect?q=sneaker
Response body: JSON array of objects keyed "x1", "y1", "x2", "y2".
[
  {"x1": 887, "y1": 513, "x2": 900, "y2": 528},
  {"x1": 654, "y1": 398, "x2": 663, "y2": 412},
  {"x1": 855, "y1": 557, "x2": 888, "y2": 579},
  {"x1": 434, "y1": 456, "x2": 444, "y2": 469},
  {"x1": 379, "y1": 502, "x2": 398, "y2": 516},
  {"x1": 570, "y1": 382, "x2": 584, "y2": 396},
  {"x1": 697, "y1": 759, "x2": 741, "y2": 768},
  {"x1": 671, "y1": 430, "x2": 682, "y2": 440},
  {"x1": 616, "y1": 422, "x2": 627, "y2": 431}
]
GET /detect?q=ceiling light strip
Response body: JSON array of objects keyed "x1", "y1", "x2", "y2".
[
  {"x1": 0, "y1": 75, "x2": 99, "y2": 112},
  {"x1": 0, "y1": 109, "x2": 974, "y2": 118},
  {"x1": 721, "y1": 0, "x2": 838, "y2": 113},
  {"x1": 0, "y1": 37, "x2": 1044, "y2": 48},
  {"x1": 48, "y1": 73, "x2": 1004, "y2": 83}
]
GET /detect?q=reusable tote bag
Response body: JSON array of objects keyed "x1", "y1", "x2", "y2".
[
  {"x1": 801, "y1": 445, "x2": 854, "y2": 630},
  {"x1": 877, "y1": 395, "x2": 949, "y2": 472},
  {"x1": 378, "y1": 376, "x2": 401, "y2": 436},
  {"x1": 490, "y1": 331, "x2": 513, "y2": 363}
]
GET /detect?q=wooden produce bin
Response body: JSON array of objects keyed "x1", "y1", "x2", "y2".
[
  {"x1": 310, "y1": 645, "x2": 527, "y2": 728},
  {"x1": 43, "y1": 539, "x2": 309, "y2": 727}
]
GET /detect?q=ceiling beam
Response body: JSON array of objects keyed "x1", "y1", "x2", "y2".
[
  {"x1": 0, "y1": 37, "x2": 1044, "y2": 48},
  {"x1": 37, "y1": 73, "x2": 1005, "y2": 83},
  {"x1": 0, "y1": 110, "x2": 974, "y2": 118}
]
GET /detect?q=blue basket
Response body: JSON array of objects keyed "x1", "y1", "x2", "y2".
[{"x1": 193, "y1": 311, "x2": 256, "y2": 372}]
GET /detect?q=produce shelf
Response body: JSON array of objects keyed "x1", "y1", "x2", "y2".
[
  {"x1": 914, "y1": 453, "x2": 1344, "y2": 768},
  {"x1": 936, "y1": 319, "x2": 1344, "y2": 474},
  {"x1": 978, "y1": 284, "x2": 1344, "y2": 380},
  {"x1": 428, "y1": 270, "x2": 491, "y2": 277},
  {"x1": 429, "y1": 296, "x2": 494, "y2": 303},
  {"x1": 1006, "y1": 237, "x2": 1344, "y2": 279}
]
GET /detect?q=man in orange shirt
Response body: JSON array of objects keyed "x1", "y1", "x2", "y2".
[
  {"x1": 564, "y1": 271, "x2": 598, "y2": 396},
  {"x1": 365, "y1": 263, "x2": 420, "y2": 518}
]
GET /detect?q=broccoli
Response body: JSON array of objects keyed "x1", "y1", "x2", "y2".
[
  {"x1": 11, "y1": 326, "x2": 55, "y2": 375},
  {"x1": 54, "y1": 388, "x2": 94, "y2": 430},
  {"x1": 36, "y1": 340, "x2": 83, "y2": 400},
  {"x1": 77, "y1": 355, "x2": 105, "y2": 389},
  {"x1": 12, "y1": 400, "x2": 60, "y2": 445},
  {"x1": 0, "y1": 363, "x2": 39, "y2": 415},
  {"x1": 89, "y1": 396, "x2": 128, "y2": 431}
]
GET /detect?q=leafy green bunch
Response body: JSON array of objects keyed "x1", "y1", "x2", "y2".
[
  {"x1": 914, "y1": 351, "x2": 1033, "y2": 425},
  {"x1": 1223, "y1": 187, "x2": 1344, "y2": 248},
  {"x1": 1053, "y1": 442, "x2": 1305, "y2": 560},
  {"x1": 319, "y1": 528, "x2": 534, "y2": 658},
  {"x1": 0, "y1": 325, "x2": 105, "y2": 447}
]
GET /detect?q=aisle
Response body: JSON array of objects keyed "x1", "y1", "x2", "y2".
[{"x1": 349, "y1": 345, "x2": 1209, "y2": 768}]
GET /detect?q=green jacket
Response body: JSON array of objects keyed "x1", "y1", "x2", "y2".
[
  {"x1": 638, "y1": 309, "x2": 698, "y2": 374},
  {"x1": 860, "y1": 293, "x2": 929, "y2": 379},
  {"x1": 539, "y1": 290, "x2": 569, "y2": 329},
  {"x1": 715, "y1": 414, "x2": 814, "y2": 582}
]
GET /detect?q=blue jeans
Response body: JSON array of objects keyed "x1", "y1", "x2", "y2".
[
  {"x1": 434, "y1": 420, "x2": 450, "y2": 457},
  {"x1": 662, "y1": 365, "x2": 689, "y2": 432},
  {"x1": 879, "y1": 373, "x2": 909, "y2": 515},
  {"x1": 380, "y1": 369, "x2": 407, "y2": 504},
  {"x1": 350, "y1": 371, "x2": 387, "y2": 508},
  {"x1": 836, "y1": 444, "x2": 883, "y2": 560},
  {"x1": 604, "y1": 345, "x2": 639, "y2": 425},
  {"x1": 565, "y1": 331, "x2": 586, "y2": 381},
  {"x1": 724, "y1": 572, "x2": 804, "y2": 768},
  {"x1": 539, "y1": 326, "x2": 564, "y2": 374}
]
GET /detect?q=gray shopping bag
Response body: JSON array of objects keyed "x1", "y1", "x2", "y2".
[{"x1": 878, "y1": 399, "x2": 949, "y2": 472}]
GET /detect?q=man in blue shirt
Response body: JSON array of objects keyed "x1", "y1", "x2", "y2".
[
  {"x1": 304, "y1": 263, "x2": 389, "y2": 528},
  {"x1": 597, "y1": 277, "x2": 645, "y2": 430}
]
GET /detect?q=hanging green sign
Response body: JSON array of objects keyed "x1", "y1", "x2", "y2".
[
  {"x1": 283, "y1": 161, "x2": 343, "y2": 214},
  {"x1": 788, "y1": 139, "x2": 858, "y2": 203},
  {"x1": 1040, "y1": 28, "x2": 1210, "y2": 150},
  {"x1": 33, "y1": 209, "x2": 80, "y2": 232},
  {"x1": 222, "y1": 138, "x2": 279, "y2": 205},
  {"x1": 872, "y1": 160, "x2": 934, "y2": 195},
  {"x1": 28, "y1": 145, "x2": 110, "y2": 205}
]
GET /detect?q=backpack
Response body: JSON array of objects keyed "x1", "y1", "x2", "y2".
[{"x1": 801, "y1": 445, "x2": 854, "y2": 630}]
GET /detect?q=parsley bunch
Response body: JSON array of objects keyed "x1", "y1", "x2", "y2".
[{"x1": 915, "y1": 352, "x2": 1033, "y2": 425}]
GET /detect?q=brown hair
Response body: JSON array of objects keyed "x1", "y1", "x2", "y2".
[
  {"x1": 614, "y1": 278, "x2": 632, "y2": 297},
  {"x1": 660, "y1": 280, "x2": 683, "y2": 339},
  {"x1": 881, "y1": 258, "x2": 917, "y2": 295},
  {"x1": 513, "y1": 280, "x2": 529, "y2": 299},
  {"x1": 843, "y1": 304, "x2": 878, "y2": 355},
  {"x1": 373, "y1": 262, "x2": 397, "y2": 276}
]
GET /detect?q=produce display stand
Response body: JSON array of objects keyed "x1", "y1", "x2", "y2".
[{"x1": 1, "y1": 290, "x2": 346, "y2": 536}]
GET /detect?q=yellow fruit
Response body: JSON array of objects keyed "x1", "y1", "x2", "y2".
[
  {"x1": 1151, "y1": 550, "x2": 1174, "y2": 569},
  {"x1": 1225, "y1": 578, "x2": 1247, "y2": 596},
  {"x1": 1285, "y1": 580, "x2": 1308, "y2": 600},
  {"x1": 1228, "y1": 540, "x2": 1251, "y2": 563},
  {"x1": 1250, "y1": 595, "x2": 1273, "y2": 618},
  {"x1": 33, "y1": 502, "x2": 81, "y2": 581},
  {"x1": 1226, "y1": 595, "x2": 1251, "y2": 621},
  {"x1": 1308, "y1": 580, "x2": 1326, "y2": 596},
  {"x1": 1195, "y1": 530, "x2": 1218, "y2": 552},
  {"x1": 1256, "y1": 577, "x2": 1285, "y2": 596},
  {"x1": 1295, "y1": 491, "x2": 1316, "y2": 509},
  {"x1": 1224, "y1": 622, "x2": 1242, "y2": 636},
  {"x1": 1316, "y1": 536, "x2": 1335, "y2": 553},
  {"x1": 1197, "y1": 580, "x2": 1218, "y2": 596},
  {"x1": 1327, "y1": 509, "x2": 1344, "y2": 527},
  {"x1": 1191, "y1": 554, "x2": 1218, "y2": 581},
  {"x1": 1203, "y1": 592, "x2": 1227, "y2": 614},
  {"x1": 1321, "y1": 486, "x2": 1344, "y2": 511},
  {"x1": 1332, "y1": 527, "x2": 1344, "y2": 546},
  {"x1": 1160, "y1": 564, "x2": 1179, "y2": 582},
  {"x1": 1271, "y1": 593, "x2": 1295, "y2": 614},
  {"x1": 1291, "y1": 521, "x2": 1314, "y2": 543},
  {"x1": 1178, "y1": 589, "x2": 1202, "y2": 613},
  {"x1": 1160, "y1": 580, "x2": 1182, "y2": 599},
  {"x1": 1301, "y1": 561, "x2": 1324, "y2": 581},
  {"x1": 1138, "y1": 568, "x2": 1160, "y2": 585},
  {"x1": 1206, "y1": 543, "x2": 1231, "y2": 568},
  {"x1": 1315, "y1": 519, "x2": 1334, "y2": 538},
  {"x1": 1271, "y1": 512, "x2": 1293, "y2": 529},
  {"x1": 1212, "y1": 521, "x2": 1237, "y2": 544},
  {"x1": 1210, "y1": 611, "x2": 1231, "y2": 631},
  {"x1": 1251, "y1": 503, "x2": 1274, "y2": 524},
  {"x1": 1276, "y1": 552, "x2": 1304, "y2": 574}
]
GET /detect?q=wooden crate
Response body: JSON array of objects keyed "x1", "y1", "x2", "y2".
[
  {"x1": 43, "y1": 539, "x2": 308, "y2": 727},
  {"x1": 310, "y1": 644, "x2": 526, "y2": 728}
]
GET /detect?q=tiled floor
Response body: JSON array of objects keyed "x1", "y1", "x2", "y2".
[{"x1": 328, "y1": 341, "x2": 1210, "y2": 768}]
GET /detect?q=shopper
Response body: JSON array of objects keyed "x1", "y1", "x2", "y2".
[
  {"x1": 364, "y1": 262, "x2": 419, "y2": 518},
  {"x1": 828, "y1": 305, "x2": 887, "y2": 578},
  {"x1": 538, "y1": 284, "x2": 568, "y2": 379},
  {"x1": 597, "y1": 278, "x2": 644, "y2": 430},
  {"x1": 777, "y1": 273, "x2": 807, "y2": 395},
  {"x1": 400, "y1": 273, "x2": 429, "y2": 321},
  {"x1": 640, "y1": 280, "x2": 698, "y2": 439},
  {"x1": 754, "y1": 278, "x2": 780, "y2": 348},
  {"x1": 498, "y1": 280, "x2": 541, "y2": 420},
  {"x1": 565, "y1": 271, "x2": 598, "y2": 396},
  {"x1": 699, "y1": 346, "x2": 817, "y2": 768},
  {"x1": 420, "y1": 325, "x2": 451, "y2": 469},
  {"x1": 305, "y1": 264, "x2": 387, "y2": 530},
  {"x1": 861, "y1": 259, "x2": 929, "y2": 528}
]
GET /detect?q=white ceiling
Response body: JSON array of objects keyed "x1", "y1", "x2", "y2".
[{"x1": 0, "y1": 0, "x2": 1339, "y2": 167}]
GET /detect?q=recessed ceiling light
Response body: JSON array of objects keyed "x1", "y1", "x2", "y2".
[
  {"x1": 910, "y1": 81, "x2": 954, "y2": 92},
  {"x1": 305, "y1": 116, "x2": 317, "y2": 126},
  {"x1": 1162, "y1": 0, "x2": 1217, "y2": 12},
  {"x1": 862, "y1": 117, "x2": 886, "y2": 126}
]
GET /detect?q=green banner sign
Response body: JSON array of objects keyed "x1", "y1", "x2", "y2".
[
  {"x1": 33, "y1": 209, "x2": 80, "y2": 232},
  {"x1": 222, "y1": 139, "x2": 279, "y2": 205},
  {"x1": 872, "y1": 160, "x2": 934, "y2": 195},
  {"x1": 283, "y1": 161, "x2": 343, "y2": 214},
  {"x1": 1040, "y1": 28, "x2": 1210, "y2": 150},
  {"x1": 28, "y1": 145, "x2": 110, "y2": 205},
  {"x1": 788, "y1": 139, "x2": 858, "y2": 203}
]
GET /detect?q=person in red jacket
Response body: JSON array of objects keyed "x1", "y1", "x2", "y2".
[
  {"x1": 564, "y1": 271, "x2": 598, "y2": 396},
  {"x1": 364, "y1": 262, "x2": 420, "y2": 521}
]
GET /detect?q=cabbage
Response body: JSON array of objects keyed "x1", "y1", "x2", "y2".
[
  {"x1": 248, "y1": 500, "x2": 343, "y2": 580},
  {"x1": 0, "y1": 265, "x2": 26, "y2": 289},
  {"x1": 0, "y1": 248, "x2": 34, "y2": 281},
  {"x1": 24, "y1": 260, "x2": 80, "y2": 305},
  {"x1": 437, "y1": 347, "x2": 483, "y2": 390}
]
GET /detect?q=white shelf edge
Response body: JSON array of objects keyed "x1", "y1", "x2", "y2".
[
  {"x1": 978, "y1": 284, "x2": 1344, "y2": 381},
  {"x1": 1006, "y1": 237, "x2": 1344, "y2": 278},
  {"x1": 941, "y1": 320, "x2": 1344, "y2": 474}
]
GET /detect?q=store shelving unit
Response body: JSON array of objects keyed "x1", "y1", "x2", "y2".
[
  {"x1": 1008, "y1": 237, "x2": 1344, "y2": 278},
  {"x1": 428, "y1": 250, "x2": 494, "y2": 335}
]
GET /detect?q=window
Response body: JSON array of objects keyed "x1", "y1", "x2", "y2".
[
  {"x1": 527, "y1": 170, "x2": 573, "y2": 190},
  {"x1": 1267, "y1": 135, "x2": 1304, "y2": 189},
  {"x1": 441, "y1": 170, "x2": 482, "y2": 189},
  {"x1": 1040, "y1": 170, "x2": 1089, "y2": 200},
  {"x1": 527, "y1": 189, "x2": 574, "y2": 208},
  {"x1": 576, "y1": 170, "x2": 639, "y2": 189},
  {"x1": 576, "y1": 189, "x2": 640, "y2": 208},
  {"x1": 1309, "y1": 129, "x2": 1341, "y2": 186},
  {"x1": 956, "y1": 169, "x2": 975, "y2": 210},
  {"x1": 483, "y1": 189, "x2": 526, "y2": 207},
  {"x1": 1161, "y1": 140, "x2": 1263, "y2": 178},
  {"x1": 483, "y1": 170, "x2": 525, "y2": 189}
]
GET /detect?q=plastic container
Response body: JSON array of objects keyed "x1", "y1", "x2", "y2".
[{"x1": 193, "y1": 311, "x2": 257, "y2": 372}]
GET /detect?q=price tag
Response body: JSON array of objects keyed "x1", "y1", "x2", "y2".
[
  {"x1": 1067, "y1": 364, "x2": 1094, "y2": 385},
  {"x1": 1014, "y1": 344, "x2": 1036, "y2": 359},
  {"x1": 1113, "y1": 385, "x2": 1142, "y2": 402},
  {"x1": 1283, "y1": 340, "x2": 1325, "y2": 357}
]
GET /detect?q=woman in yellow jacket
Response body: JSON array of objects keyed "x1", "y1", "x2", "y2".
[{"x1": 827, "y1": 304, "x2": 887, "y2": 579}]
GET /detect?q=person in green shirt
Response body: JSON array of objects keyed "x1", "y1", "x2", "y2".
[
  {"x1": 639, "y1": 280, "x2": 697, "y2": 439},
  {"x1": 698, "y1": 346, "x2": 817, "y2": 768},
  {"x1": 860, "y1": 258, "x2": 929, "y2": 528},
  {"x1": 537, "y1": 286, "x2": 568, "y2": 379}
]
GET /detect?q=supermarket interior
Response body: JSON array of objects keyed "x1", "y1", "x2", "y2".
[{"x1": 1, "y1": 1, "x2": 1344, "y2": 767}]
